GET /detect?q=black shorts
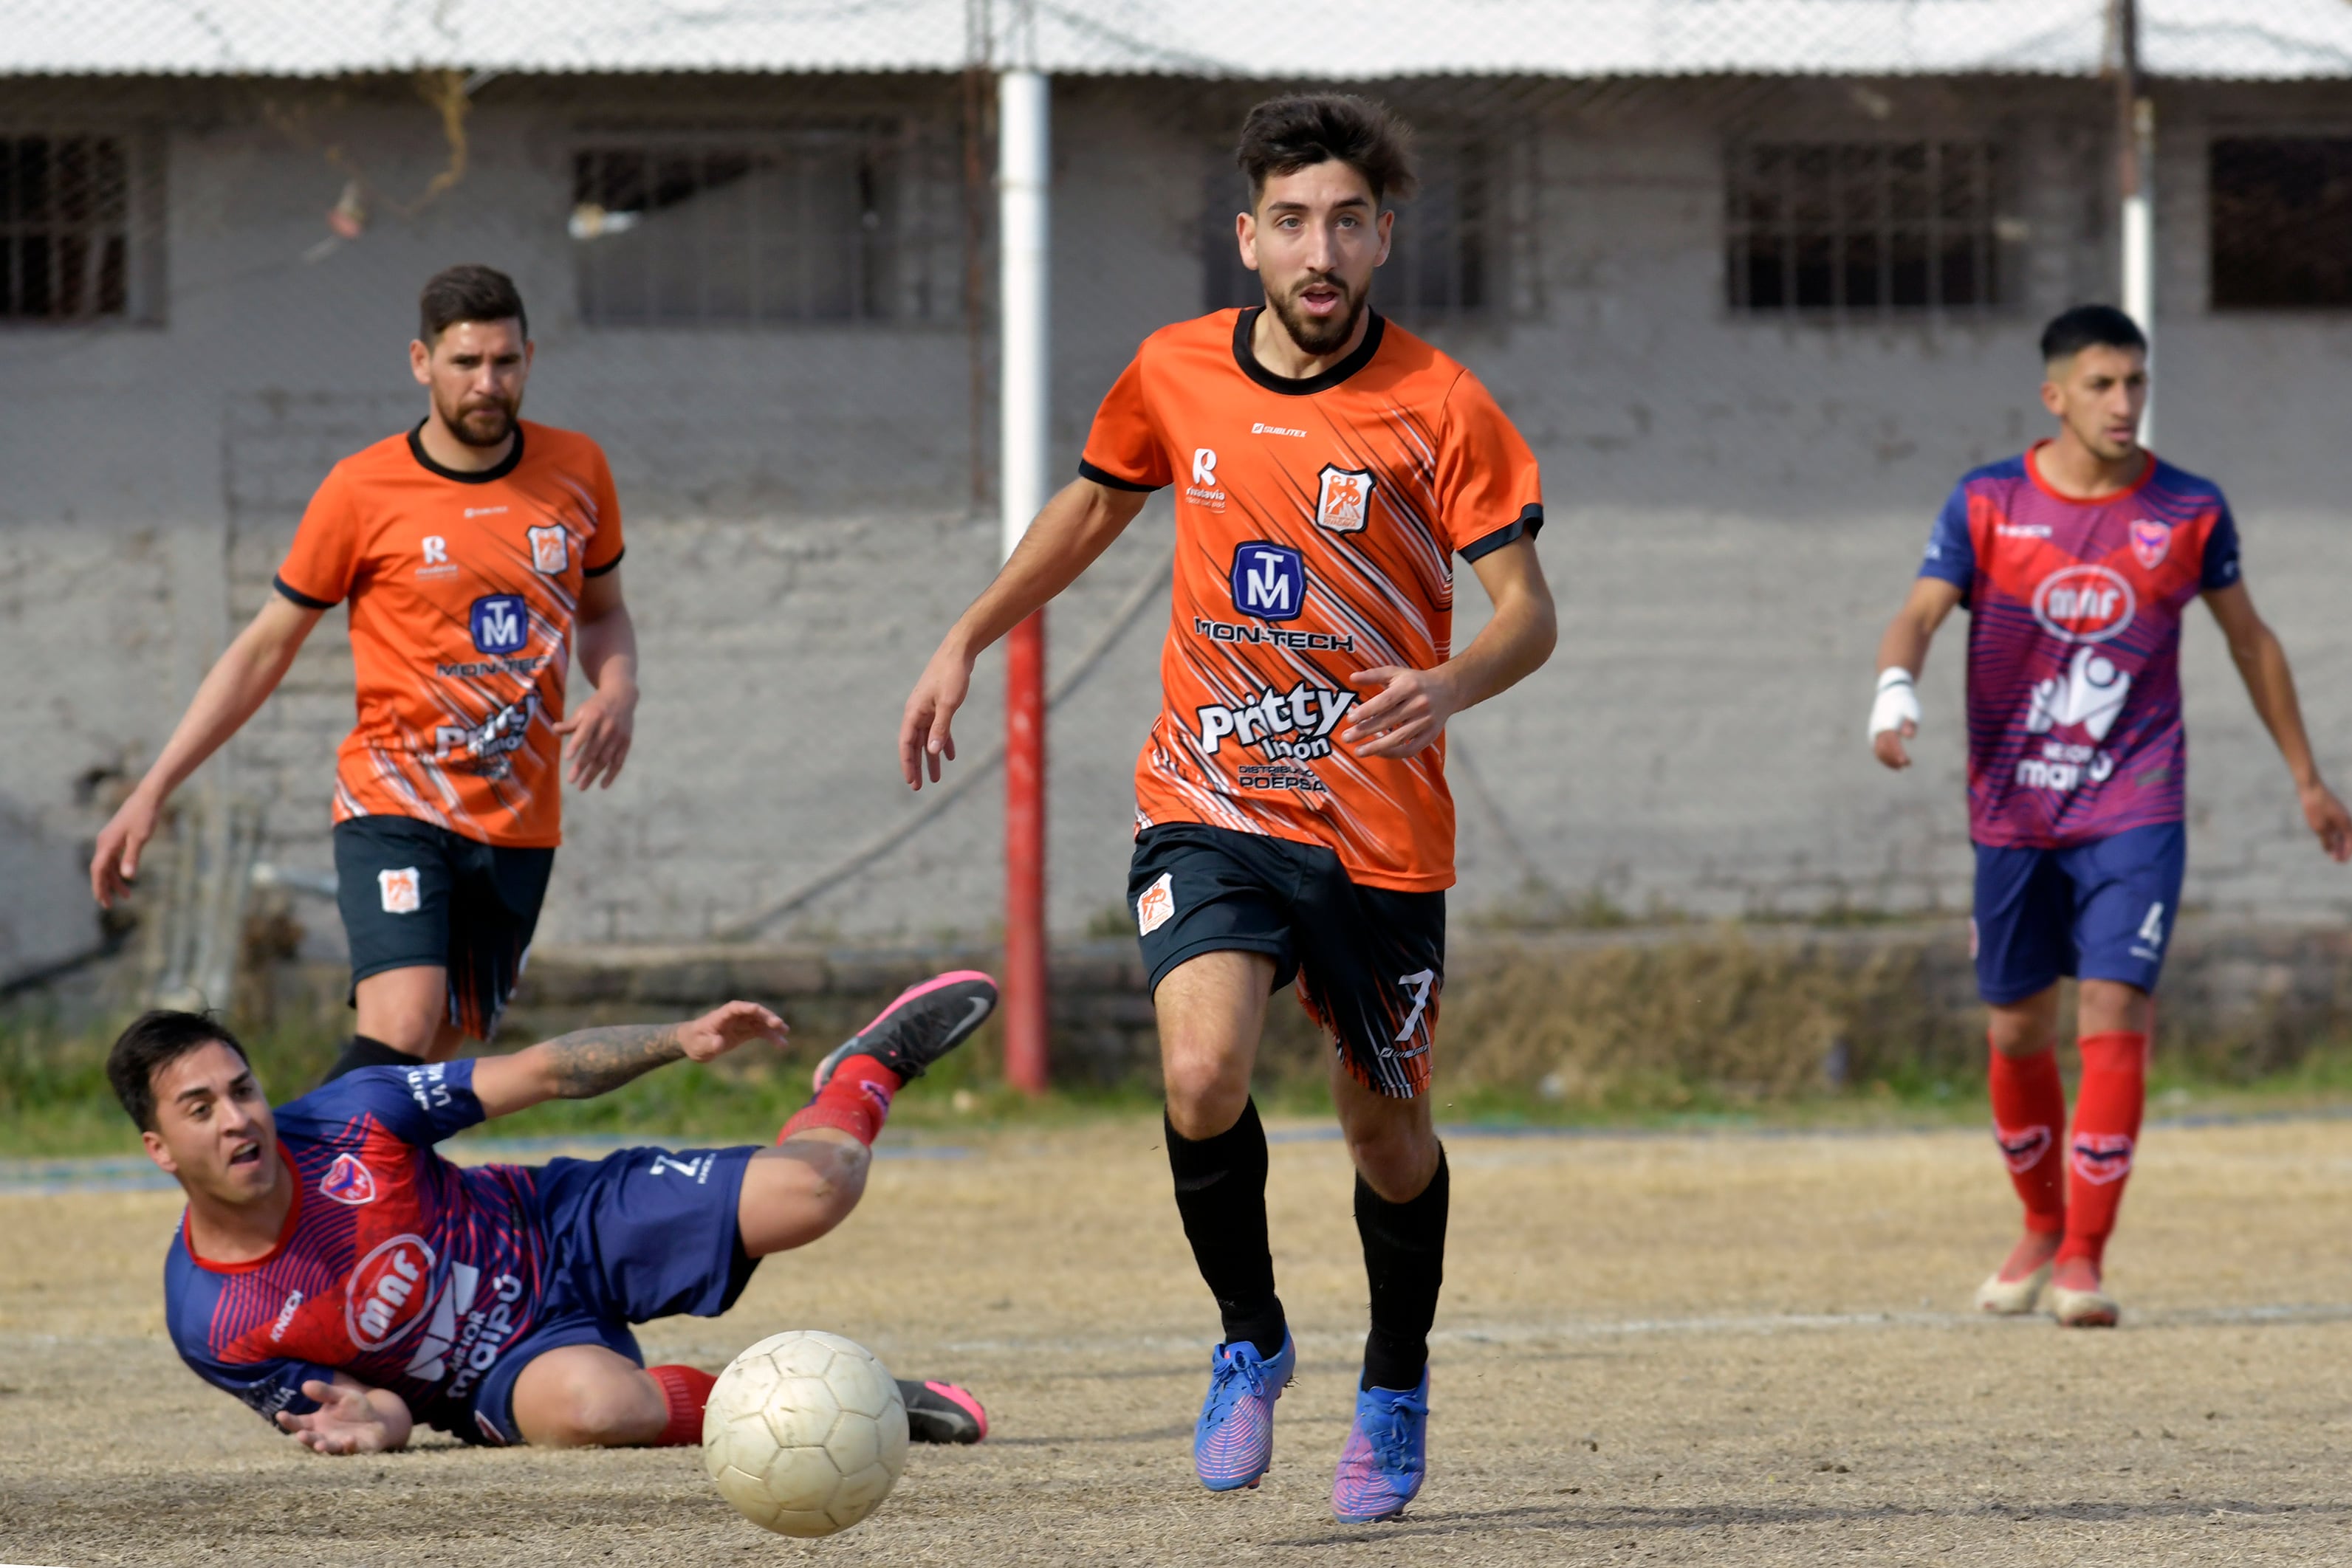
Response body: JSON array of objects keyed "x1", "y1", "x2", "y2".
[
  {"x1": 1128, "y1": 822, "x2": 1444, "y2": 1099},
  {"x1": 333, "y1": 816, "x2": 555, "y2": 1041}
]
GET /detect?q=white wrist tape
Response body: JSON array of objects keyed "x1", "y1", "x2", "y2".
[{"x1": 1868, "y1": 667, "x2": 1921, "y2": 741}]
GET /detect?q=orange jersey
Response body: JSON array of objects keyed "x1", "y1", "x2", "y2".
[
  {"x1": 1081, "y1": 309, "x2": 1543, "y2": 891},
  {"x1": 274, "y1": 421, "x2": 625, "y2": 847}
]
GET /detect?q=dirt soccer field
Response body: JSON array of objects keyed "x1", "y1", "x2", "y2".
[{"x1": 5, "y1": 1116, "x2": 2352, "y2": 1567}]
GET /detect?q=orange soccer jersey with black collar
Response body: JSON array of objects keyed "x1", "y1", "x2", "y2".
[
  {"x1": 1080, "y1": 308, "x2": 1544, "y2": 892},
  {"x1": 273, "y1": 420, "x2": 625, "y2": 847}
]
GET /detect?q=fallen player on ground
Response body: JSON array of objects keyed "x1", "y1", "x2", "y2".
[{"x1": 108, "y1": 974, "x2": 1000, "y2": 1451}]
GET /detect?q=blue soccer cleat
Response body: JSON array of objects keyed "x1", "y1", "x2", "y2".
[
  {"x1": 1193, "y1": 1333, "x2": 1295, "y2": 1491},
  {"x1": 1330, "y1": 1371, "x2": 1430, "y2": 1521}
]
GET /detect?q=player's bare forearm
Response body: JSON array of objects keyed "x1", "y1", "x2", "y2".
[
  {"x1": 471, "y1": 1003, "x2": 787, "y2": 1117},
  {"x1": 1439, "y1": 538, "x2": 1556, "y2": 712},
  {"x1": 91, "y1": 596, "x2": 320, "y2": 904},
  {"x1": 558, "y1": 572, "x2": 638, "y2": 788},
  {"x1": 2209, "y1": 585, "x2": 2322, "y2": 788},
  {"x1": 901, "y1": 478, "x2": 1148, "y2": 786},
  {"x1": 1876, "y1": 578, "x2": 1961, "y2": 678}
]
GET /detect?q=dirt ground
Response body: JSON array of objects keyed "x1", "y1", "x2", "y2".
[{"x1": 5, "y1": 1116, "x2": 2352, "y2": 1566}]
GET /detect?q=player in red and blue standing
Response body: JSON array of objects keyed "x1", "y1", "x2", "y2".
[
  {"x1": 114, "y1": 973, "x2": 999, "y2": 1451},
  {"x1": 1870, "y1": 304, "x2": 2350, "y2": 1327}
]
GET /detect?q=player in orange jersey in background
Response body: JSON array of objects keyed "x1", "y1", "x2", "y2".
[
  {"x1": 899, "y1": 95, "x2": 1556, "y2": 1521},
  {"x1": 93, "y1": 265, "x2": 640, "y2": 1079}
]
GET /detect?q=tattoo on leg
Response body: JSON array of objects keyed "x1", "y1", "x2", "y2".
[{"x1": 543, "y1": 1024, "x2": 688, "y2": 1098}]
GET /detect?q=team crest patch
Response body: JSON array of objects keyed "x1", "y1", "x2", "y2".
[
  {"x1": 2128, "y1": 518, "x2": 2171, "y2": 570},
  {"x1": 2071, "y1": 1131, "x2": 2134, "y2": 1185},
  {"x1": 1314, "y1": 464, "x2": 1375, "y2": 534},
  {"x1": 320, "y1": 1152, "x2": 378, "y2": 1206},
  {"x1": 527, "y1": 524, "x2": 572, "y2": 574},
  {"x1": 379, "y1": 867, "x2": 422, "y2": 915},
  {"x1": 1137, "y1": 870, "x2": 1176, "y2": 937},
  {"x1": 1992, "y1": 1123, "x2": 2052, "y2": 1174}
]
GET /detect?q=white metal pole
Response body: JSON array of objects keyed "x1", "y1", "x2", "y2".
[
  {"x1": 2122, "y1": 98, "x2": 2156, "y2": 450},
  {"x1": 998, "y1": 67, "x2": 1050, "y2": 560}
]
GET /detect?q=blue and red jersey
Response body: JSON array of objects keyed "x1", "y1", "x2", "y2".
[
  {"x1": 162, "y1": 1060, "x2": 549, "y2": 1441},
  {"x1": 1920, "y1": 441, "x2": 2240, "y2": 848}
]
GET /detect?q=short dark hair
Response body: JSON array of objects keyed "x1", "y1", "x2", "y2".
[
  {"x1": 1235, "y1": 94, "x2": 1417, "y2": 208},
  {"x1": 106, "y1": 1010, "x2": 251, "y2": 1133},
  {"x1": 2040, "y1": 304, "x2": 2146, "y2": 365},
  {"x1": 419, "y1": 263, "x2": 527, "y2": 345}
]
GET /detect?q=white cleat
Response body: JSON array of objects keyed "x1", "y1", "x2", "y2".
[
  {"x1": 1975, "y1": 1261, "x2": 2051, "y2": 1316},
  {"x1": 2051, "y1": 1279, "x2": 2120, "y2": 1328}
]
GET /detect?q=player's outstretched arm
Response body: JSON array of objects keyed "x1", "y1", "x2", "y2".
[
  {"x1": 553, "y1": 566, "x2": 639, "y2": 791},
  {"x1": 2205, "y1": 582, "x2": 2352, "y2": 861},
  {"x1": 90, "y1": 595, "x2": 323, "y2": 908},
  {"x1": 1342, "y1": 535, "x2": 1556, "y2": 760},
  {"x1": 900, "y1": 478, "x2": 1150, "y2": 788},
  {"x1": 1869, "y1": 577, "x2": 1964, "y2": 771},
  {"x1": 275, "y1": 1375, "x2": 414, "y2": 1456},
  {"x1": 470, "y1": 1002, "x2": 790, "y2": 1119}
]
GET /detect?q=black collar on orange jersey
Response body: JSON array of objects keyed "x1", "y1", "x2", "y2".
[
  {"x1": 406, "y1": 417, "x2": 526, "y2": 485},
  {"x1": 1231, "y1": 305, "x2": 1385, "y2": 396}
]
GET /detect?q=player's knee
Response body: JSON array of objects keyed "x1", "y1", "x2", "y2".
[
  {"x1": 1345, "y1": 1120, "x2": 1438, "y2": 1203},
  {"x1": 535, "y1": 1371, "x2": 665, "y2": 1448},
  {"x1": 1161, "y1": 1055, "x2": 1249, "y2": 1140}
]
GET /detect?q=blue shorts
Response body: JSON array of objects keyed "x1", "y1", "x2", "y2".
[
  {"x1": 1971, "y1": 822, "x2": 2186, "y2": 1006},
  {"x1": 468, "y1": 1144, "x2": 760, "y2": 1445}
]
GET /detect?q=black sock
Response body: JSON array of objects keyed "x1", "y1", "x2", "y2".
[
  {"x1": 1165, "y1": 1098, "x2": 1286, "y2": 1358},
  {"x1": 1356, "y1": 1147, "x2": 1450, "y2": 1392},
  {"x1": 319, "y1": 1034, "x2": 421, "y2": 1086}
]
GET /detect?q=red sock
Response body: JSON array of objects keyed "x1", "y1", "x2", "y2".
[
  {"x1": 2060, "y1": 1031, "x2": 2147, "y2": 1270},
  {"x1": 1988, "y1": 1042, "x2": 2068, "y2": 1234},
  {"x1": 648, "y1": 1364, "x2": 716, "y2": 1447},
  {"x1": 778, "y1": 1053, "x2": 903, "y2": 1146}
]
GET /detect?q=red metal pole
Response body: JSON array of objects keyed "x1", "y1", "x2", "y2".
[{"x1": 1003, "y1": 610, "x2": 1049, "y2": 1094}]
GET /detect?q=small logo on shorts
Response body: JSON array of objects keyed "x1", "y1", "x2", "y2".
[
  {"x1": 320, "y1": 1153, "x2": 378, "y2": 1206},
  {"x1": 1137, "y1": 871, "x2": 1176, "y2": 937},
  {"x1": 1992, "y1": 1122, "x2": 2052, "y2": 1173},
  {"x1": 527, "y1": 524, "x2": 571, "y2": 575},
  {"x1": 2071, "y1": 1132, "x2": 2134, "y2": 1185},
  {"x1": 379, "y1": 867, "x2": 422, "y2": 914}
]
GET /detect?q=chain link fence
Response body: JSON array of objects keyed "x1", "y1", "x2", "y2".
[{"x1": 7, "y1": 1, "x2": 2352, "y2": 1034}]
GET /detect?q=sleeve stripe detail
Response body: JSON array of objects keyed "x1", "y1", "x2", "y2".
[
  {"x1": 581, "y1": 546, "x2": 625, "y2": 578},
  {"x1": 272, "y1": 574, "x2": 338, "y2": 611},
  {"x1": 1458, "y1": 504, "x2": 1545, "y2": 563},
  {"x1": 1078, "y1": 458, "x2": 1160, "y2": 493}
]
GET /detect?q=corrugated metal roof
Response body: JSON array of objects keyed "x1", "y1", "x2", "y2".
[{"x1": 5, "y1": 0, "x2": 2349, "y2": 80}]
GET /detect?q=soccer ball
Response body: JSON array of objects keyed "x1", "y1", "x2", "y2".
[{"x1": 702, "y1": 1330, "x2": 910, "y2": 1538}]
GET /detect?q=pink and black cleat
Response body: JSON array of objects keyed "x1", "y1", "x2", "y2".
[
  {"x1": 813, "y1": 971, "x2": 998, "y2": 1090},
  {"x1": 899, "y1": 1378, "x2": 989, "y2": 1444}
]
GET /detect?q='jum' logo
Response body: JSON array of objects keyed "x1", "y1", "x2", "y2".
[
  {"x1": 470, "y1": 594, "x2": 529, "y2": 655},
  {"x1": 1230, "y1": 542, "x2": 1304, "y2": 623}
]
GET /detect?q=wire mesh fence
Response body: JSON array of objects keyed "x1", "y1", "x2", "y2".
[{"x1": 7, "y1": 1, "x2": 2352, "y2": 1027}]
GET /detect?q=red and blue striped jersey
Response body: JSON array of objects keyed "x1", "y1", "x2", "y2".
[
  {"x1": 1920, "y1": 441, "x2": 2240, "y2": 848},
  {"x1": 161, "y1": 1059, "x2": 548, "y2": 1441}
]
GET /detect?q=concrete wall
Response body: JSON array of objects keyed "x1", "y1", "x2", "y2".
[{"x1": 4, "y1": 72, "x2": 2350, "y2": 977}]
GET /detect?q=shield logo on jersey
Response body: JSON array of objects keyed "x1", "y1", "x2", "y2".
[
  {"x1": 1230, "y1": 541, "x2": 1305, "y2": 622},
  {"x1": 319, "y1": 1152, "x2": 378, "y2": 1206},
  {"x1": 345, "y1": 1234, "x2": 438, "y2": 1350},
  {"x1": 470, "y1": 594, "x2": 529, "y2": 656},
  {"x1": 2071, "y1": 1131, "x2": 2135, "y2": 1186},
  {"x1": 527, "y1": 524, "x2": 571, "y2": 575},
  {"x1": 2129, "y1": 518, "x2": 2171, "y2": 570},
  {"x1": 1314, "y1": 464, "x2": 1375, "y2": 534}
]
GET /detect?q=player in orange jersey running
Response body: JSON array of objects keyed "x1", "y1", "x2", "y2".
[
  {"x1": 92, "y1": 266, "x2": 640, "y2": 1079},
  {"x1": 899, "y1": 96, "x2": 1556, "y2": 1521}
]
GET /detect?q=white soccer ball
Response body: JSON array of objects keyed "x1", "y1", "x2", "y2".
[{"x1": 702, "y1": 1330, "x2": 910, "y2": 1538}]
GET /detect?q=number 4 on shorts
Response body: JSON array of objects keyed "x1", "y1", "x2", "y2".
[
  {"x1": 1393, "y1": 969, "x2": 1436, "y2": 1042},
  {"x1": 2137, "y1": 901, "x2": 2166, "y2": 948}
]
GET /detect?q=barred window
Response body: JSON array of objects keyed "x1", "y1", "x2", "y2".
[
  {"x1": 1, "y1": 133, "x2": 136, "y2": 323},
  {"x1": 1727, "y1": 141, "x2": 2002, "y2": 315},
  {"x1": 2211, "y1": 138, "x2": 2352, "y2": 309},
  {"x1": 1204, "y1": 138, "x2": 1495, "y2": 323},
  {"x1": 570, "y1": 127, "x2": 951, "y2": 327}
]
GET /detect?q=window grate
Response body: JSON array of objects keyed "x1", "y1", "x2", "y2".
[
  {"x1": 1204, "y1": 140, "x2": 1495, "y2": 324},
  {"x1": 571, "y1": 126, "x2": 947, "y2": 328},
  {"x1": 1725, "y1": 140, "x2": 2001, "y2": 317},
  {"x1": 0, "y1": 134, "x2": 133, "y2": 323},
  {"x1": 2210, "y1": 137, "x2": 2352, "y2": 310}
]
